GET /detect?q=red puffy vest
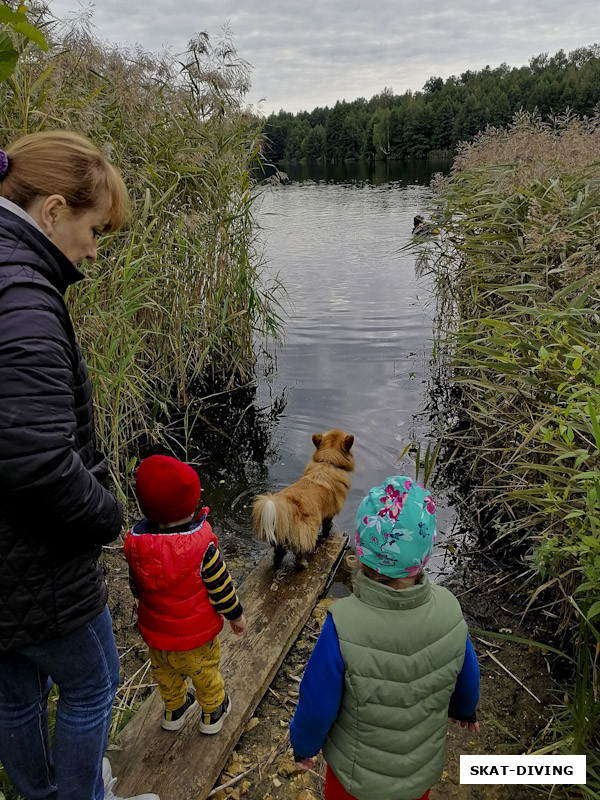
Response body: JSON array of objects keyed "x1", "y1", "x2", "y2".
[{"x1": 124, "y1": 516, "x2": 224, "y2": 651}]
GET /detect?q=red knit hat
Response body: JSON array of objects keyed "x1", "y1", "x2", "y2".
[{"x1": 135, "y1": 455, "x2": 201, "y2": 523}]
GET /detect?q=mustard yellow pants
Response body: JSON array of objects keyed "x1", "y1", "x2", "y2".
[{"x1": 149, "y1": 636, "x2": 225, "y2": 712}]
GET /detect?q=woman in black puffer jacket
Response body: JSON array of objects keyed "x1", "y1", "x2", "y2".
[{"x1": 0, "y1": 132, "x2": 157, "y2": 800}]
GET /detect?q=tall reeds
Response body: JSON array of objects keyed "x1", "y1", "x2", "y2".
[
  {"x1": 420, "y1": 111, "x2": 600, "y2": 793},
  {"x1": 1, "y1": 11, "x2": 284, "y2": 798},
  {"x1": 0, "y1": 9, "x2": 282, "y2": 485}
]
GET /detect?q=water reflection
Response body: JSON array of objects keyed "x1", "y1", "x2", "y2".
[
  {"x1": 278, "y1": 158, "x2": 450, "y2": 187},
  {"x1": 190, "y1": 160, "x2": 452, "y2": 580}
]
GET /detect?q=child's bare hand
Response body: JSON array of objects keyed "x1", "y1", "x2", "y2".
[
  {"x1": 295, "y1": 757, "x2": 315, "y2": 771},
  {"x1": 229, "y1": 613, "x2": 247, "y2": 636},
  {"x1": 451, "y1": 718, "x2": 480, "y2": 734}
]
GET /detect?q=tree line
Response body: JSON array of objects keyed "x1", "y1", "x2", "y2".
[{"x1": 262, "y1": 45, "x2": 600, "y2": 162}]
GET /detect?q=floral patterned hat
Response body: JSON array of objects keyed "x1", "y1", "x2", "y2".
[{"x1": 355, "y1": 476, "x2": 437, "y2": 578}]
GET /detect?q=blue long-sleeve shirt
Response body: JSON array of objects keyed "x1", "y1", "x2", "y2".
[{"x1": 290, "y1": 614, "x2": 480, "y2": 760}]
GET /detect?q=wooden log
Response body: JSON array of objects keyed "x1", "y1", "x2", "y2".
[{"x1": 108, "y1": 529, "x2": 348, "y2": 800}]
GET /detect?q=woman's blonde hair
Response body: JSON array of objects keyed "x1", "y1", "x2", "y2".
[{"x1": 1, "y1": 130, "x2": 130, "y2": 232}]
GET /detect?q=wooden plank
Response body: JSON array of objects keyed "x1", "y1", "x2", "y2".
[{"x1": 109, "y1": 529, "x2": 348, "y2": 800}]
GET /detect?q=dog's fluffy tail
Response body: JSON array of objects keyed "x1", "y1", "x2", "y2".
[
  {"x1": 255, "y1": 496, "x2": 277, "y2": 546},
  {"x1": 253, "y1": 493, "x2": 294, "y2": 548}
]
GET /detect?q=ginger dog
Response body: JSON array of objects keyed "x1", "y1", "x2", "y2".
[{"x1": 253, "y1": 429, "x2": 355, "y2": 568}]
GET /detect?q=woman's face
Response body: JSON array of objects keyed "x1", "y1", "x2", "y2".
[
  {"x1": 53, "y1": 203, "x2": 112, "y2": 266},
  {"x1": 27, "y1": 194, "x2": 112, "y2": 267}
]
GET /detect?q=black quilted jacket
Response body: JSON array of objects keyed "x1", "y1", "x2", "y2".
[{"x1": 0, "y1": 205, "x2": 123, "y2": 650}]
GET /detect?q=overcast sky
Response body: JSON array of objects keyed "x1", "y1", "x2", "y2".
[{"x1": 47, "y1": 0, "x2": 600, "y2": 116}]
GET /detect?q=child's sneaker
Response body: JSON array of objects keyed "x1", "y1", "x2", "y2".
[
  {"x1": 199, "y1": 692, "x2": 231, "y2": 734},
  {"x1": 161, "y1": 690, "x2": 198, "y2": 731}
]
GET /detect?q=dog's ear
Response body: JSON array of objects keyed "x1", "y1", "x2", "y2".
[
  {"x1": 343, "y1": 434, "x2": 354, "y2": 452},
  {"x1": 312, "y1": 433, "x2": 323, "y2": 449}
]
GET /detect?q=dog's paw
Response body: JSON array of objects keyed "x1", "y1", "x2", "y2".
[
  {"x1": 273, "y1": 545, "x2": 286, "y2": 569},
  {"x1": 295, "y1": 556, "x2": 309, "y2": 571}
]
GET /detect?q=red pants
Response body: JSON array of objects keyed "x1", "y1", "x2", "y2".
[{"x1": 325, "y1": 764, "x2": 430, "y2": 800}]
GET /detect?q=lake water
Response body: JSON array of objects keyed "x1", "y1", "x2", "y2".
[{"x1": 193, "y1": 159, "x2": 453, "y2": 577}]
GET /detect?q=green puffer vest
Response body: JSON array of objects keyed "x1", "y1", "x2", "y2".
[{"x1": 322, "y1": 570, "x2": 467, "y2": 800}]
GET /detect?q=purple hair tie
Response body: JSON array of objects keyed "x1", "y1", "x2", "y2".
[{"x1": 0, "y1": 149, "x2": 8, "y2": 180}]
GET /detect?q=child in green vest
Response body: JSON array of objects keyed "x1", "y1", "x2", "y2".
[{"x1": 290, "y1": 476, "x2": 480, "y2": 800}]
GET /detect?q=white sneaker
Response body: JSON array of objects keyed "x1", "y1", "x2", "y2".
[{"x1": 103, "y1": 757, "x2": 160, "y2": 800}]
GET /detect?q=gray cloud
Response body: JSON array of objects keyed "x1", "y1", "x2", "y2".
[{"x1": 48, "y1": 0, "x2": 600, "y2": 113}]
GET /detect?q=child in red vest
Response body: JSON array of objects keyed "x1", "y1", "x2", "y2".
[{"x1": 124, "y1": 455, "x2": 246, "y2": 733}]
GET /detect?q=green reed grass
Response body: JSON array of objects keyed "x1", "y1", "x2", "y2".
[
  {"x1": 0, "y1": 9, "x2": 283, "y2": 486},
  {"x1": 0, "y1": 10, "x2": 282, "y2": 799},
  {"x1": 417, "y1": 111, "x2": 600, "y2": 790}
]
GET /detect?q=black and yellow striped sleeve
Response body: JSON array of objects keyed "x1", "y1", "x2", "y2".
[{"x1": 201, "y1": 542, "x2": 243, "y2": 621}]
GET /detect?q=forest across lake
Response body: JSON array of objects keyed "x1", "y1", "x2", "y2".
[{"x1": 262, "y1": 44, "x2": 600, "y2": 162}]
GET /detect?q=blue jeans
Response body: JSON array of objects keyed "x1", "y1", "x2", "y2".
[{"x1": 0, "y1": 605, "x2": 120, "y2": 800}]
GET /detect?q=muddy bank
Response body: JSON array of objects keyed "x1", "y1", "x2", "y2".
[{"x1": 103, "y1": 530, "x2": 564, "y2": 800}]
